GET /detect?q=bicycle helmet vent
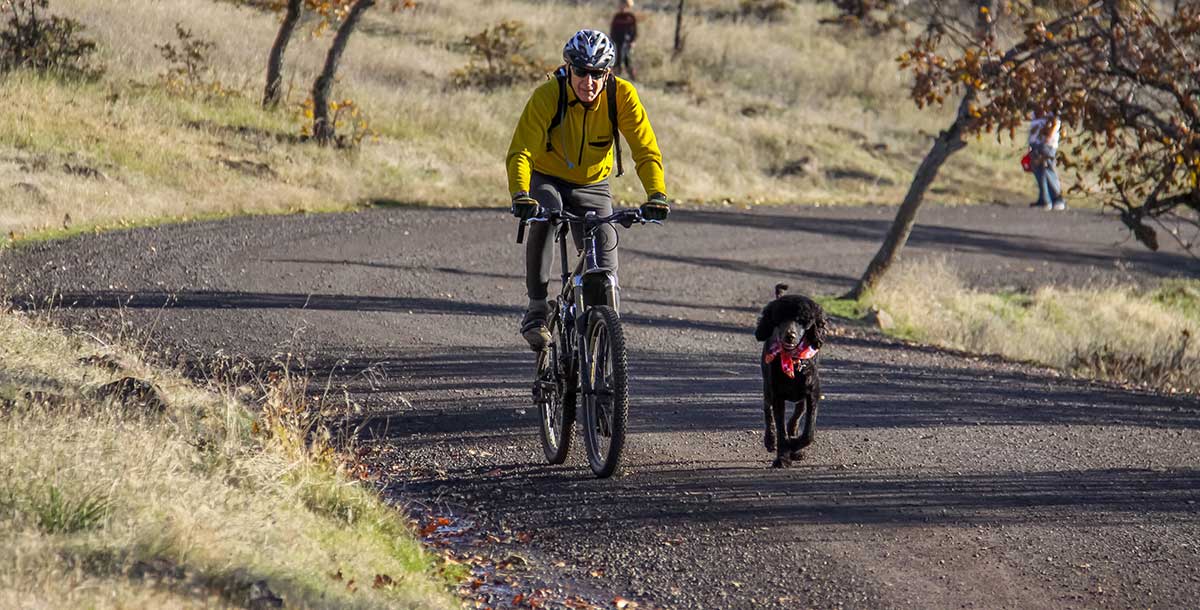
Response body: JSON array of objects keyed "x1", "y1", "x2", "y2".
[{"x1": 563, "y1": 29, "x2": 615, "y2": 71}]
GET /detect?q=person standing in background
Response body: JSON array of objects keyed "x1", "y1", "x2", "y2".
[
  {"x1": 1028, "y1": 110, "x2": 1066, "y2": 211},
  {"x1": 610, "y1": 0, "x2": 638, "y2": 81}
]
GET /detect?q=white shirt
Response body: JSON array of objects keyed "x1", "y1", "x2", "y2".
[{"x1": 1029, "y1": 116, "x2": 1060, "y2": 149}]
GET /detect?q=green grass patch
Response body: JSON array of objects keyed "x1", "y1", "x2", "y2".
[
  {"x1": 25, "y1": 484, "x2": 113, "y2": 534},
  {"x1": 1152, "y1": 279, "x2": 1200, "y2": 322},
  {"x1": 814, "y1": 296, "x2": 869, "y2": 321}
]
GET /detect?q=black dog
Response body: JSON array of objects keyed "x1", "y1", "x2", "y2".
[{"x1": 754, "y1": 284, "x2": 827, "y2": 468}]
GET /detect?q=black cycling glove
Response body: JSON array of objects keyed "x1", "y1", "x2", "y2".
[
  {"x1": 640, "y1": 192, "x2": 670, "y2": 221},
  {"x1": 511, "y1": 192, "x2": 540, "y2": 220}
]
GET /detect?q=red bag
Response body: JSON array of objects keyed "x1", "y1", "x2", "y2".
[{"x1": 1020, "y1": 150, "x2": 1033, "y2": 172}]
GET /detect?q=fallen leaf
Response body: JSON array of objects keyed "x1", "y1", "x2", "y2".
[
  {"x1": 513, "y1": 592, "x2": 525, "y2": 605},
  {"x1": 373, "y1": 574, "x2": 394, "y2": 589}
]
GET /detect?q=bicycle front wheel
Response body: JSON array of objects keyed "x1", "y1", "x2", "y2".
[
  {"x1": 537, "y1": 307, "x2": 575, "y2": 464},
  {"x1": 581, "y1": 305, "x2": 629, "y2": 478}
]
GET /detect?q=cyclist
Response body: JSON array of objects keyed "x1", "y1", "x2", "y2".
[{"x1": 506, "y1": 29, "x2": 670, "y2": 351}]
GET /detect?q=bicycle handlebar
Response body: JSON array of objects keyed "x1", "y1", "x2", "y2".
[{"x1": 516, "y1": 207, "x2": 660, "y2": 244}]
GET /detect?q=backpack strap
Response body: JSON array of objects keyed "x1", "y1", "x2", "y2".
[
  {"x1": 607, "y1": 73, "x2": 624, "y2": 177},
  {"x1": 546, "y1": 66, "x2": 568, "y2": 153},
  {"x1": 546, "y1": 68, "x2": 624, "y2": 178}
]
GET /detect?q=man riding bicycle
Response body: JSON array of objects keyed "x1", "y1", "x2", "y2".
[{"x1": 506, "y1": 29, "x2": 670, "y2": 351}]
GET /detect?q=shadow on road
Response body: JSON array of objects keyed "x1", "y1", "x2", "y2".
[
  {"x1": 671, "y1": 209, "x2": 1198, "y2": 278},
  {"x1": 403, "y1": 462, "x2": 1200, "y2": 530},
  {"x1": 298, "y1": 346, "x2": 1200, "y2": 443},
  {"x1": 16, "y1": 290, "x2": 761, "y2": 336},
  {"x1": 16, "y1": 290, "x2": 524, "y2": 317}
]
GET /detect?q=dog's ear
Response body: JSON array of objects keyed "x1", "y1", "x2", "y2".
[
  {"x1": 806, "y1": 303, "x2": 829, "y2": 349},
  {"x1": 754, "y1": 301, "x2": 776, "y2": 342}
]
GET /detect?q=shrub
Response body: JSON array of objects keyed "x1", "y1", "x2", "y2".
[
  {"x1": 298, "y1": 97, "x2": 376, "y2": 149},
  {"x1": 818, "y1": 0, "x2": 908, "y2": 33},
  {"x1": 738, "y1": 0, "x2": 793, "y2": 22},
  {"x1": 1069, "y1": 330, "x2": 1196, "y2": 393},
  {"x1": 451, "y1": 20, "x2": 546, "y2": 90},
  {"x1": 156, "y1": 23, "x2": 236, "y2": 99},
  {"x1": 0, "y1": 0, "x2": 103, "y2": 79}
]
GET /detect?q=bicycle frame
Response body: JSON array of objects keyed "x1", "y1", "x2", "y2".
[
  {"x1": 525, "y1": 209, "x2": 646, "y2": 391},
  {"x1": 545, "y1": 210, "x2": 623, "y2": 398}
]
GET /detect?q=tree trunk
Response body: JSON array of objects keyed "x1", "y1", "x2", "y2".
[
  {"x1": 842, "y1": 90, "x2": 975, "y2": 300},
  {"x1": 312, "y1": 0, "x2": 375, "y2": 146},
  {"x1": 842, "y1": 0, "x2": 994, "y2": 300},
  {"x1": 263, "y1": 0, "x2": 303, "y2": 109},
  {"x1": 673, "y1": 0, "x2": 685, "y2": 58}
]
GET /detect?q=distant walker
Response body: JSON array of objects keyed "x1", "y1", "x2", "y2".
[{"x1": 610, "y1": 0, "x2": 638, "y2": 81}]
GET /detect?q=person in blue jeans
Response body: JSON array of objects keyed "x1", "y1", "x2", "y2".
[{"x1": 1028, "y1": 111, "x2": 1066, "y2": 210}]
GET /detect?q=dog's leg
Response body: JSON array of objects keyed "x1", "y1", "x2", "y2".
[
  {"x1": 762, "y1": 371, "x2": 777, "y2": 452},
  {"x1": 787, "y1": 403, "x2": 802, "y2": 438},
  {"x1": 763, "y1": 397, "x2": 777, "y2": 452},
  {"x1": 770, "y1": 396, "x2": 791, "y2": 468},
  {"x1": 791, "y1": 378, "x2": 820, "y2": 460}
]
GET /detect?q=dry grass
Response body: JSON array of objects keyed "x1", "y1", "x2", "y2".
[
  {"x1": 0, "y1": 307, "x2": 455, "y2": 609},
  {"x1": 1, "y1": 0, "x2": 1036, "y2": 241},
  {"x1": 866, "y1": 260, "x2": 1200, "y2": 393}
]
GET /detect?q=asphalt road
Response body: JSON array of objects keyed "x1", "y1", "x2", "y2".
[{"x1": 2, "y1": 203, "x2": 1199, "y2": 609}]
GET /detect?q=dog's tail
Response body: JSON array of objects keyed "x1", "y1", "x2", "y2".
[{"x1": 774, "y1": 283, "x2": 789, "y2": 299}]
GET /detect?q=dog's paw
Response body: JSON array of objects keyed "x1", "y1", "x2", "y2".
[
  {"x1": 771, "y1": 456, "x2": 792, "y2": 469},
  {"x1": 763, "y1": 431, "x2": 777, "y2": 452},
  {"x1": 788, "y1": 448, "x2": 805, "y2": 462},
  {"x1": 796, "y1": 435, "x2": 815, "y2": 450}
]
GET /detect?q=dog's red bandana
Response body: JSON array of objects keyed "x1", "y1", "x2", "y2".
[{"x1": 764, "y1": 337, "x2": 818, "y2": 378}]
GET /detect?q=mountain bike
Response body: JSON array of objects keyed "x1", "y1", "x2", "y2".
[{"x1": 517, "y1": 207, "x2": 659, "y2": 478}]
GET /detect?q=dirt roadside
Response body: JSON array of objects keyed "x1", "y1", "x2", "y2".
[{"x1": 2, "y1": 203, "x2": 1198, "y2": 609}]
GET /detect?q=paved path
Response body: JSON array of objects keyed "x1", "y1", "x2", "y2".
[{"x1": 3, "y1": 203, "x2": 1198, "y2": 608}]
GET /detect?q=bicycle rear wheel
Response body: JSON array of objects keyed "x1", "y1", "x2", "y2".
[
  {"x1": 582, "y1": 305, "x2": 629, "y2": 478},
  {"x1": 536, "y1": 306, "x2": 575, "y2": 464}
]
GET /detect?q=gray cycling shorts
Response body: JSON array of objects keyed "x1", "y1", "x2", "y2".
[{"x1": 524, "y1": 171, "x2": 617, "y2": 301}]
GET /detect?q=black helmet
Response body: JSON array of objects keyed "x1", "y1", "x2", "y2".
[{"x1": 563, "y1": 29, "x2": 615, "y2": 71}]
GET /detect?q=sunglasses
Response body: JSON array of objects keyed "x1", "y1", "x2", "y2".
[{"x1": 572, "y1": 66, "x2": 609, "y2": 80}]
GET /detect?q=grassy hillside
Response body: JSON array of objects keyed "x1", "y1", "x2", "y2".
[
  {"x1": 0, "y1": 308, "x2": 457, "y2": 608},
  {"x1": 0, "y1": 0, "x2": 1036, "y2": 242}
]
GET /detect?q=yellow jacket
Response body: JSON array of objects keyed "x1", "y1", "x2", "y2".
[{"x1": 506, "y1": 75, "x2": 666, "y2": 197}]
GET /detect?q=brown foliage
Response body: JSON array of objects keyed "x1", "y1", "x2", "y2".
[
  {"x1": 451, "y1": 21, "x2": 547, "y2": 91},
  {"x1": 156, "y1": 23, "x2": 236, "y2": 99}
]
